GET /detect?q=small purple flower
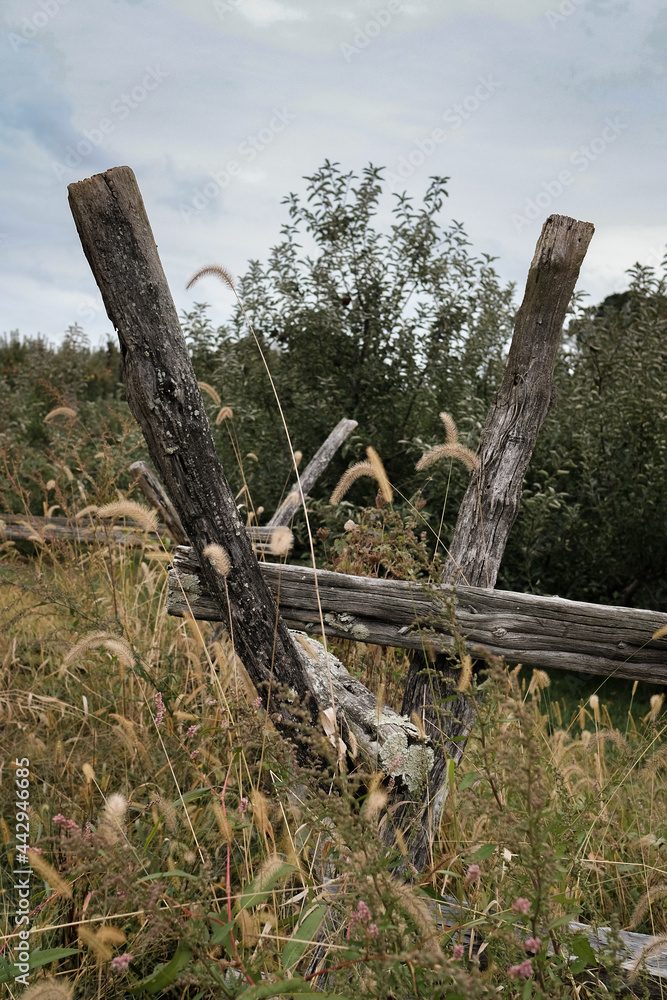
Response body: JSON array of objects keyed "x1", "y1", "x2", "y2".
[
  {"x1": 367, "y1": 923, "x2": 379, "y2": 939},
  {"x1": 189, "y1": 748, "x2": 200, "y2": 759},
  {"x1": 464, "y1": 864, "x2": 480, "y2": 885},
  {"x1": 111, "y1": 952, "x2": 133, "y2": 973},
  {"x1": 524, "y1": 936, "x2": 541, "y2": 954},
  {"x1": 155, "y1": 692, "x2": 166, "y2": 727},
  {"x1": 453, "y1": 943, "x2": 464, "y2": 960},
  {"x1": 238, "y1": 796, "x2": 249, "y2": 815},
  {"x1": 186, "y1": 724, "x2": 200, "y2": 738},
  {"x1": 253, "y1": 696, "x2": 262, "y2": 709},
  {"x1": 512, "y1": 897, "x2": 531, "y2": 915},
  {"x1": 357, "y1": 900, "x2": 372, "y2": 923},
  {"x1": 508, "y1": 959, "x2": 533, "y2": 979}
]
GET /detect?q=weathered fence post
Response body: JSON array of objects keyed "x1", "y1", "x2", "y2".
[
  {"x1": 67, "y1": 166, "x2": 321, "y2": 751},
  {"x1": 397, "y1": 215, "x2": 595, "y2": 870}
]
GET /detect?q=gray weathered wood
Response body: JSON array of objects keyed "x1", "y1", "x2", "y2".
[
  {"x1": 268, "y1": 418, "x2": 358, "y2": 527},
  {"x1": 168, "y1": 555, "x2": 667, "y2": 684},
  {"x1": 129, "y1": 460, "x2": 189, "y2": 544},
  {"x1": 395, "y1": 216, "x2": 595, "y2": 869},
  {"x1": 442, "y1": 215, "x2": 595, "y2": 589}
]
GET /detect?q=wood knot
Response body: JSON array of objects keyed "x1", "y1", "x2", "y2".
[{"x1": 492, "y1": 627, "x2": 507, "y2": 638}]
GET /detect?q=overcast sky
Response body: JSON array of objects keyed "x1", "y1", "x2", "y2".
[{"x1": 2, "y1": 0, "x2": 665, "y2": 345}]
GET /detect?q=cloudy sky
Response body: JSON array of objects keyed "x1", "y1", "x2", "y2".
[{"x1": 1, "y1": 0, "x2": 665, "y2": 344}]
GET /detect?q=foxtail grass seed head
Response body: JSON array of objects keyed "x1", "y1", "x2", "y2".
[
  {"x1": 19, "y1": 980, "x2": 73, "y2": 1000},
  {"x1": 44, "y1": 406, "x2": 77, "y2": 423},
  {"x1": 197, "y1": 381, "x2": 221, "y2": 405},
  {"x1": 96, "y1": 500, "x2": 158, "y2": 533},
  {"x1": 650, "y1": 693, "x2": 665, "y2": 722},
  {"x1": 186, "y1": 263, "x2": 237, "y2": 293},
  {"x1": 330, "y1": 461, "x2": 375, "y2": 505},
  {"x1": 652, "y1": 624, "x2": 667, "y2": 641},
  {"x1": 63, "y1": 632, "x2": 134, "y2": 674},
  {"x1": 78, "y1": 926, "x2": 113, "y2": 963},
  {"x1": 26, "y1": 848, "x2": 72, "y2": 898},
  {"x1": 590, "y1": 694, "x2": 601, "y2": 724},
  {"x1": 293, "y1": 450, "x2": 302, "y2": 468},
  {"x1": 416, "y1": 442, "x2": 480, "y2": 473},
  {"x1": 215, "y1": 406, "x2": 234, "y2": 423},
  {"x1": 269, "y1": 526, "x2": 293, "y2": 557},
  {"x1": 366, "y1": 446, "x2": 392, "y2": 503},
  {"x1": 456, "y1": 654, "x2": 473, "y2": 692},
  {"x1": 439, "y1": 411, "x2": 459, "y2": 444},
  {"x1": 99, "y1": 793, "x2": 127, "y2": 845},
  {"x1": 203, "y1": 543, "x2": 231, "y2": 577}
]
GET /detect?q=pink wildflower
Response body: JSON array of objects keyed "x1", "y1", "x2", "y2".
[
  {"x1": 189, "y1": 748, "x2": 200, "y2": 759},
  {"x1": 253, "y1": 696, "x2": 262, "y2": 709},
  {"x1": 464, "y1": 864, "x2": 481, "y2": 885},
  {"x1": 111, "y1": 952, "x2": 133, "y2": 972},
  {"x1": 357, "y1": 900, "x2": 372, "y2": 923},
  {"x1": 53, "y1": 814, "x2": 80, "y2": 831},
  {"x1": 186, "y1": 724, "x2": 200, "y2": 738},
  {"x1": 453, "y1": 943, "x2": 464, "y2": 960},
  {"x1": 508, "y1": 959, "x2": 533, "y2": 979},
  {"x1": 155, "y1": 692, "x2": 166, "y2": 727},
  {"x1": 367, "y1": 923, "x2": 379, "y2": 939},
  {"x1": 238, "y1": 796, "x2": 249, "y2": 815},
  {"x1": 524, "y1": 936, "x2": 541, "y2": 954},
  {"x1": 512, "y1": 897, "x2": 531, "y2": 914}
]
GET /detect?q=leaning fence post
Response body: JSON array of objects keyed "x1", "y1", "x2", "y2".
[
  {"x1": 398, "y1": 214, "x2": 595, "y2": 871},
  {"x1": 67, "y1": 165, "x2": 321, "y2": 753}
]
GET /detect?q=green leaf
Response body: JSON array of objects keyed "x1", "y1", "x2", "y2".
[
  {"x1": 458, "y1": 771, "x2": 478, "y2": 790},
  {"x1": 138, "y1": 870, "x2": 191, "y2": 881},
  {"x1": 0, "y1": 948, "x2": 81, "y2": 984},
  {"x1": 235, "y1": 977, "x2": 350, "y2": 1000},
  {"x1": 129, "y1": 941, "x2": 193, "y2": 995},
  {"x1": 209, "y1": 916, "x2": 235, "y2": 956},
  {"x1": 236, "y1": 862, "x2": 298, "y2": 913},
  {"x1": 469, "y1": 843, "x2": 496, "y2": 861},
  {"x1": 171, "y1": 787, "x2": 210, "y2": 806},
  {"x1": 568, "y1": 933, "x2": 598, "y2": 974},
  {"x1": 281, "y1": 904, "x2": 328, "y2": 972}
]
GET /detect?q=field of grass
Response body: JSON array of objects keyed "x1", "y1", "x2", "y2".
[{"x1": 1, "y1": 455, "x2": 666, "y2": 1000}]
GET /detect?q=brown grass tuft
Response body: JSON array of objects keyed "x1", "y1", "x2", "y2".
[{"x1": 78, "y1": 925, "x2": 113, "y2": 963}]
